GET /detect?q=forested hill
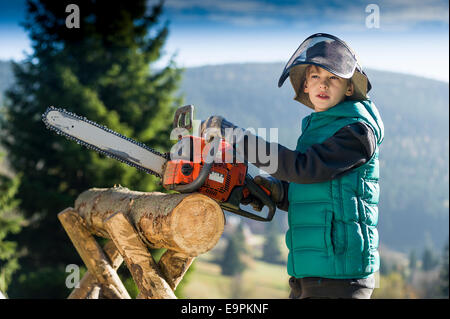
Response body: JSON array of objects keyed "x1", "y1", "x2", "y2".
[{"x1": 1, "y1": 60, "x2": 448, "y2": 253}]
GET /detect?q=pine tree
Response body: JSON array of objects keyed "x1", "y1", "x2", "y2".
[
  {"x1": 0, "y1": 0, "x2": 182, "y2": 297},
  {"x1": 409, "y1": 249, "x2": 418, "y2": 271},
  {"x1": 422, "y1": 245, "x2": 439, "y2": 271},
  {"x1": 0, "y1": 154, "x2": 22, "y2": 296},
  {"x1": 438, "y1": 239, "x2": 449, "y2": 298},
  {"x1": 220, "y1": 223, "x2": 247, "y2": 276},
  {"x1": 261, "y1": 220, "x2": 283, "y2": 264}
]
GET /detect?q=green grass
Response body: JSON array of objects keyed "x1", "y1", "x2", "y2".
[{"x1": 182, "y1": 251, "x2": 290, "y2": 299}]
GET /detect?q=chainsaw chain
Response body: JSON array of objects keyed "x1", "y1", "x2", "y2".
[{"x1": 42, "y1": 106, "x2": 168, "y2": 178}]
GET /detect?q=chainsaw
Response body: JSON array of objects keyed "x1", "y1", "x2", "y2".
[{"x1": 42, "y1": 105, "x2": 276, "y2": 221}]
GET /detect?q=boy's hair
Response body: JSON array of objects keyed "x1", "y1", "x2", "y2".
[
  {"x1": 304, "y1": 64, "x2": 315, "y2": 81},
  {"x1": 303, "y1": 65, "x2": 352, "y2": 88}
]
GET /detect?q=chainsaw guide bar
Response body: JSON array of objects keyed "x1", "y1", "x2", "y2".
[{"x1": 42, "y1": 106, "x2": 168, "y2": 178}]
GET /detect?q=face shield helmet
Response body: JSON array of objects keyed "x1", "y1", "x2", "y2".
[{"x1": 278, "y1": 33, "x2": 372, "y2": 109}]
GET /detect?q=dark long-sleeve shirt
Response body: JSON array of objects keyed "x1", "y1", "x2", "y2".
[{"x1": 241, "y1": 122, "x2": 376, "y2": 211}]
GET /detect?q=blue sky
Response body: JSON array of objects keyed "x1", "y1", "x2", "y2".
[{"x1": 1, "y1": 0, "x2": 449, "y2": 82}]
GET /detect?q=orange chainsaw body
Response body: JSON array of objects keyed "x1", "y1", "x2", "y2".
[{"x1": 162, "y1": 136, "x2": 247, "y2": 202}]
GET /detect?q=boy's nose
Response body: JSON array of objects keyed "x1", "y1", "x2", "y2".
[{"x1": 319, "y1": 80, "x2": 329, "y2": 88}]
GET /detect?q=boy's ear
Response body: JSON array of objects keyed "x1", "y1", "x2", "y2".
[
  {"x1": 345, "y1": 82, "x2": 354, "y2": 96},
  {"x1": 303, "y1": 80, "x2": 309, "y2": 93}
]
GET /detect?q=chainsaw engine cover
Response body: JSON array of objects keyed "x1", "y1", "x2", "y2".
[{"x1": 163, "y1": 135, "x2": 247, "y2": 202}]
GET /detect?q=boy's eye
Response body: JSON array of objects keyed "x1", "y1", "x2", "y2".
[
  {"x1": 330, "y1": 76, "x2": 339, "y2": 80},
  {"x1": 311, "y1": 75, "x2": 319, "y2": 79}
]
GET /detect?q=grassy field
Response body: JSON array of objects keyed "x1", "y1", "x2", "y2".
[{"x1": 182, "y1": 236, "x2": 291, "y2": 299}]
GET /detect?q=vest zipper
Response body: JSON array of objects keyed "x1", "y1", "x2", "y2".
[{"x1": 338, "y1": 177, "x2": 348, "y2": 273}]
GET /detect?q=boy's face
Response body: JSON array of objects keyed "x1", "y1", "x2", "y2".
[{"x1": 303, "y1": 65, "x2": 354, "y2": 112}]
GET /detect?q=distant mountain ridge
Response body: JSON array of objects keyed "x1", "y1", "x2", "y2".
[{"x1": 1, "y1": 60, "x2": 448, "y2": 253}]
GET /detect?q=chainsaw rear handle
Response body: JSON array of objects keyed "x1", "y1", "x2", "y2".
[
  {"x1": 218, "y1": 176, "x2": 276, "y2": 222},
  {"x1": 243, "y1": 174, "x2": 276, "y2": 221},
  {"x1": 221, "y1": 174, "x2": 277, "y2": 222}
]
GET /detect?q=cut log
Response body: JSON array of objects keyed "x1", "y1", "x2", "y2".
[
  {"x1": 75, "y1": 186, "x2": 225, "y2": 256},
  {"x1": 104, "y1": 211, "x2": 176, "y2": 299},
  {"x1": 58, "y1": 208, "x2": 130, "y2": 299}
]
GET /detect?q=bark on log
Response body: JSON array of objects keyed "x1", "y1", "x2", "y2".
[
  {"x1": 104, "y1": 212, "x2": 176, "y2": 299},
  {"x1": 58, "y1": 208, "x2": 130, "y2": 299},
  {"x1": 75, "y1": 186, "x2": 225, "y2": 256},
  {"x1": 68, "y1": 240, "x2": 123, "y2": 299}
]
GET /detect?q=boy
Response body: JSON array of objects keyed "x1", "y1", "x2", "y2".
[{"x1": 200, "y1": 33, "x2": 384, "y2": 299}]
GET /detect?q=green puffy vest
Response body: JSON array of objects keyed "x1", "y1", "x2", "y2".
[{"x1": 286, "y1": 99, "x2": 384, "y2": 279}]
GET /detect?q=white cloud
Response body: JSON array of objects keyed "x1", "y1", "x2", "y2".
[
  {"x1": 377, "y1": 1, "x2": 449, "y2": 26},
  {"x1": 207, "y1": 14, "x2": 279, "y2": 27},
  {"x1": 161, "y1": 0, "x2": 449, "y2": 31},
  {"x1": 164, "y1": 0, "x2": 275, "y2": 14}
]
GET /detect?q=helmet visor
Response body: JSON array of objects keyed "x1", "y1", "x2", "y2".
[{"x1": 278, "y1": 33, "x2": 362, "y2": 87}]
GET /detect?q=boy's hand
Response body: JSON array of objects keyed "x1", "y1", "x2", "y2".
[
  {"x1": 199, "y1": 115, "x2": 241, "y2": 142},
  {"x1": 244, "y1": 175, "x2": 285, "y2": 211}
]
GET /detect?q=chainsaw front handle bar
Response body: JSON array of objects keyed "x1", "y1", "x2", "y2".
[
  {"x1": 170, "y1": 137, "x2": 219, "y2": 193},
  {"x1": 173, "y1": 105, "x2": 194, "y2": 131}
]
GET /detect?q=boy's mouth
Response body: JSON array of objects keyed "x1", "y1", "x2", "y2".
[{"x1": 316, "y1": 93, "x2": 330, "y2": 100}]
